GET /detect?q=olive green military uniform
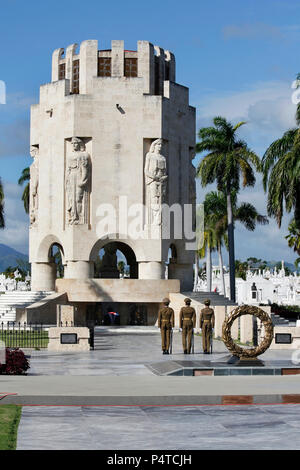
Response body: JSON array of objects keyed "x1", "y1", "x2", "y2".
[
  {"x1": 158, "y1": 306, "x2": 174, "y2": 352},
  {"x1": 200, "y1": 304, "x2": 215, "y2": 353},
  {"x1": 179, "y1": 306, "x2": 196, "y2": 353}
]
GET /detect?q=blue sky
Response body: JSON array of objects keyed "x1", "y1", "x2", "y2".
[{"x1": 0, "y1": 0, "x2": 300, "y2": 264}]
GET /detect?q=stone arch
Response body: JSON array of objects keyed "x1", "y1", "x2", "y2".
[
  {"x1": 31, "y1": 235, "x2": 66, "y2": 291},
  {"x1": 90, "y1": 238, "x2": 138, "y2": 279},
  {"x1": 36, "y1": 235, "x2": 66, "y2": 263}
]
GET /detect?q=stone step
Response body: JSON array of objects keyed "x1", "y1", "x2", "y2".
[
  {"x1": 0, "y1": 291, "x2": 54, "y2": 323},
  {"x1": 184, "y1": 291, "x2": 238, "y2": 307}
]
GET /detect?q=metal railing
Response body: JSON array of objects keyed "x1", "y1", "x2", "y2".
[{"x1": 0, "y1": 322, "x2": 49, "y2": 349}]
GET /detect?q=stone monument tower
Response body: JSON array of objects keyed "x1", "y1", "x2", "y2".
[{"x1": 29, "y1": 40, "x2": 196, "y2": 306}]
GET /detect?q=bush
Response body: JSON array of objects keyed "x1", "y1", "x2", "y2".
[{"x1": 0, "y1": 348, "x2": 30, "y2": 375}]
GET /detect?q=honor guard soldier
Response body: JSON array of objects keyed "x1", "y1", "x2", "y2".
[
  {"x1": 158, "y1": 298, "x2": 174, "y2": 354},
  {"x1": 179, "y1": 298, "x2": 196, "y2": 354},
  {"x1": 200, "y1": 299, "x2": 215, "y2": 354}
]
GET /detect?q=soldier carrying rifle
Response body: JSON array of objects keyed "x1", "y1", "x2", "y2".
[
  {"x1": 158, "y1": 298, "x2": 174, "y2": 355},
  {"x1": 200, "y1": 299, "x2": 215, "y2": 354},
  {"x1": 179, "y1": 298, "x2": 196, "y2": 354}
]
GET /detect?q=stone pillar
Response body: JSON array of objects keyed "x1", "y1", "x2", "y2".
[
  {"x1": 111, "y1": 40, "x2": 124, "y2": 77},
  {"x1": 154, "y1": 46, "x2": 165, "y2": 95},
  {"x1": 214, "y1": 305, "x2": 226, "y2": 339},
  {"x1": 79, "y1": 40, "x2": 98, "y2": 94},
  {"x1": 137, "y1": 41, "x2": 155, "y2": 95},
  {"x1": 57, "y1": 305, "x2": 75, "y2": 326},
  {"x1": 165, "y1": 50, "x2": 175, "y2": 82},
  {"x1": 65, "y1": 261, "x2": 93, "y2": 279},
  {"x1": 31, "y1": 262, "x2": 56, "y2": 291},
  {"x1": 65, "y1": 43, "x2": 78, "y2": 91},
  {"x1": 138, "y1": 261, "x2": 163, "y2": 279},
  {"x1": 240, "y1": 314, "x2": 253, "y2": 344}
]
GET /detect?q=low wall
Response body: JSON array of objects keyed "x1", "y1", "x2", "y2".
[
  {"x1": 270, "y1": 326, "x2": 300, "y2": 350},
  {"x1": 56, "y1": 279, "x2": 180, "y2": 303},
  {"x1": 48, "y1": 327, "x2": 90, "y2": 351},
  {"x1": 16, "y1": 293, "x2": 68, "y2": 324}
]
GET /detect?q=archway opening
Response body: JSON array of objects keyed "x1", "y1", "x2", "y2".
[
  {"x1": 49, "y1": 243, "x2": 65, "y2": 280},
  {"x1": 93, "y1": 241, "x2": 138, "y2": 279},
  {"x1": 166, "y1": 243, "x2": 177, "y2": 279}
]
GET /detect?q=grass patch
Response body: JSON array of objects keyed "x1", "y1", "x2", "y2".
[
  {"x1": 0, "y1": 331, "x2": 49, "y2": 348},
  {"x1": 0, "y1": 405, "x2": 22, "y2": 450}
]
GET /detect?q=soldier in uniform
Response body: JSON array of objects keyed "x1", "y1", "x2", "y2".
[
  {"x1": 200, "y1": 299, "x2": 215, "y2": 354},
  {"x1": 179, "y1": 298, "x2": 196, "y2": 354},
  {"x1": 158, "y1": 298, "x2": 174, "y2": 354}
]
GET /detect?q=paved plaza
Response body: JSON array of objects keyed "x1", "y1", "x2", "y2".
[
  {"x1": 26, "y1": 327, "x2": 294, "y2": 376},
  {"x1": 2, "y1": 328, "x2": 300, "y2": 450},
  {"x1": 27, "y1": 327, "x2": 228, "y2": 376},
  {"x1": 17, "y1": 404, "x2": 300, "y2": 450}
]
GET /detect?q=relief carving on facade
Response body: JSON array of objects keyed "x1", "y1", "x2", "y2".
[
  {"x1": 144, "y1": 138, "x2": 168, "y2": 226},
  {"x1": 30, "y1": 146, "x2": 39, "y2": 226},
  {"x1": 65, "y1": 137, "x2": 91, "y2": 225}
]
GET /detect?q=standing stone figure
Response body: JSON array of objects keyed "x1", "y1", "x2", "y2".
[
  {"x1": 200, "y1": 299, "x2": 215, "y2": 354},
  {"x1": 144, "y1": 138, "x2": 168, "y2": 225},
  {"x1": 99, "y1": 244, "x2": 119, "y2": 278},
  {"x1": 66, "y1": 137, "x2": 90, "y2": 225},
  {"x1": 30, "y1": 146, "x2": 39, "y2": 226},
  {"x1": 179, "y1": 297, "x2": 196, "y2": 354},
  {"x1": 157, "y1": 298, "x2": 174, "y2": 354}
]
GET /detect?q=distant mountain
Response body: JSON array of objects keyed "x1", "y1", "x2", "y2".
[
  {"x1": 266, "y1": 260, "x2": 297, "y2": 272},
  {"x1": 0, "y1": 244, "x2": 29, "y2": 272}
]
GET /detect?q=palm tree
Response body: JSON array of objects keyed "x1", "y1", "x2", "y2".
[
  {"x1": 285, "y1": 219, "x2": 300, "y2": 270},
  {"x1": 262, "y1": 129, "x2": 300, "y2": 228},
  {"x1": 0, "y1": 177, "x2": 4, "y2": 228},
  {"x1": 198, "y1": 212, "x2": 218, "y2": 292},
  {"x1": 202, "y1": 190, "x2": 268, "y2": 296},
  {"x1": 196, "y1": 117, "x2": 261, "y2": 301},
  {"x1": 18, "y1": 167, "x2": 30, "y2": 214},
  {"x1": 262, "y1": 73, "x2": 300, "y2": 229},
  {"x1": 203, "y1": 191, "x2": 227, "y2": 294}
]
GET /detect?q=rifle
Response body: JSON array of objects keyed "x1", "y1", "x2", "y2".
[
  {"x1": 210, "y1": 328, "x2": 213, "y2": 354},
  {"x1": 192, "y1": 328, "x2": 194, "y2": 354},
  {"x1": 169, "y1": 328, "x2": 173, "y2": 355}
]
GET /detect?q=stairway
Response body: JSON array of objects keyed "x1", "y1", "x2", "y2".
[
  {"x1": 0, "y1": 291, "x2": 54, "y2": 324},
  {"x1": 183, "y1": 291, "x2": 238, "y2": 307},
  {"x1": 270, "y1": 313, "x2": 290, "y2": 326}
]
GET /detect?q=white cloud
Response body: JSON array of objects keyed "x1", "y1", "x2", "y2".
[
  {"x1": 223, "y1": 23, "x2": 283, "y2": 41},
  {"x1": 195, "y1": 80, "x2": 297, "y2": 159},
  {"x1": 222, "y1": 23, "x2": 300, "y2": 43},
  {"x1": 0, "y1": 181, "x2": 29, "y2": 254}
]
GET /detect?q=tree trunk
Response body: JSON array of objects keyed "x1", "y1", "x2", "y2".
[
  {"x1": 218, "y1": 242, "x2": 226, "y2": 296},
  {"x1": 227, "y1": 191, "x2": 236, "y2": 302},
  {"x1": 193, "y1": 251, "x2": 199, "y2": 291},
  {"x1": 206, "y1": 243, "x2": 212, "y2": 292}
]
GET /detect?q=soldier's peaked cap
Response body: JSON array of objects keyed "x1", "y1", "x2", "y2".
[
  {"x1": 162, "y1": 298, "x2": 170, "y2": 304},
  {"x1": 184, "y1": 298, "x2": 191, "y2": 304},
  {"x1": 204, "y1": 299, "x2": 211, "y2": 305}
]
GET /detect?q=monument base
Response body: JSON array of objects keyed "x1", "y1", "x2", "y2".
[{"x1": 227, "y1": 355, "x2": 265, "y2": 367}]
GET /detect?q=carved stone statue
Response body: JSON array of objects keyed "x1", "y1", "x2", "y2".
[
  {"x1": 30, "y1": 146, "x2": 39, "y2": 226},
  {"x1": 144, "y1": 138, "x2": 168, "y2": 225},
  {"x1": 99, "y1": 244, "x2": 119, "y2": 278},
  {"x1": 66, "y1": 137, "x2": 90, "y2": 225}
]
